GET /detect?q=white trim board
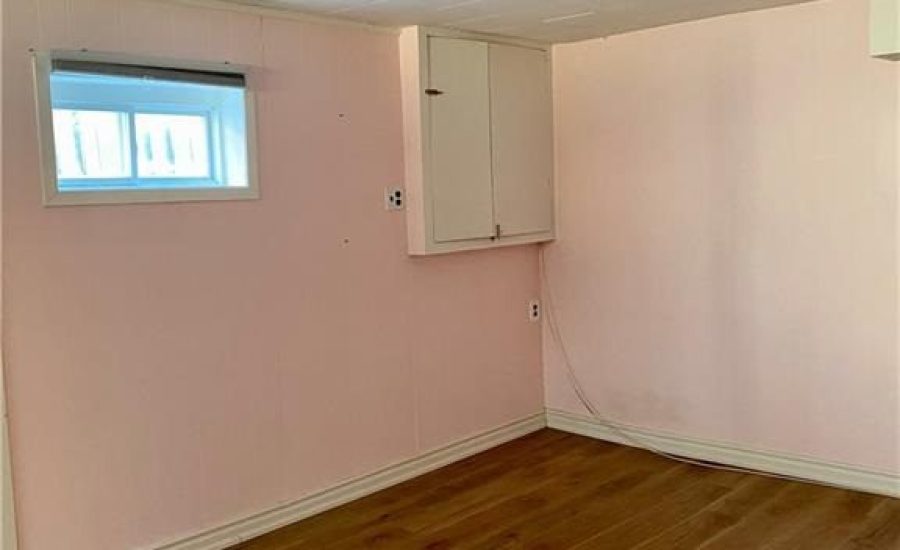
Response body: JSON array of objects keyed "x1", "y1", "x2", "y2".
[
  {"x1": 1, "y1": 374, "x2": 16, "y2": 550},
  {"x1": 1, "y1": 416, "x2": 15, "y2": 550},
  {"x1": 149, "y1": 413, "x2": 546, "y2": 550},
  {"x1": 546, "y1": 408, "x2": 900, "y2": 499}
]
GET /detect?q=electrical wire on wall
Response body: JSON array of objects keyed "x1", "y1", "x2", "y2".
[{"x1": 538, "y1": 244, "x2": 856, "y2": 490}]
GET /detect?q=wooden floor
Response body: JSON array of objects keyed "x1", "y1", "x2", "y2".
[{"x1": 232, "y1": 429, "x2": 900, "y2": 549}]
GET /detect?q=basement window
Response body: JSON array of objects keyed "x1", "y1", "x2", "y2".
[{"x1": 33, "y1": 52, "x2": 258, "y2": 206}]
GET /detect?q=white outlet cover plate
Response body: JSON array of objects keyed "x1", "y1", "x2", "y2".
[
  {"x1": 529, "y1": 300, "x2": 541, "y2": 322},
  {"x1": 385, "y1": 187, "x2": 405, "y2": 211}
]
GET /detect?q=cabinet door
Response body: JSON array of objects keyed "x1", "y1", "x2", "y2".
[
  {"x1": 489, "y1": 44, "x2": 554, "y2": 237},
  {"x1": 428, "y1": 37, "x2": 495, "y2": 243}
]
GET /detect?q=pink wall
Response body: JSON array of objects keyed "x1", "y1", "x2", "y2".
[
  {"x1": 1, "y1": 1, "x2": 543, "y2": 548},
  {"x1": 547, "y1": 0, "x2": 900, "y2": 474},
  {"x1": 4, "y1": 0, "x2": 897, "y2": 546}
]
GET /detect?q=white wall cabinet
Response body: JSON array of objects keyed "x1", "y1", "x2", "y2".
[
  {"x1": 871, "y1": 0, "x2": 900, "y2": 60},
  {"x1": 400, "y1": 27, "x2": 555, "y2": 255},
  {"x1": 429, "y1": 37, "x2": 495, "y2": 243}
]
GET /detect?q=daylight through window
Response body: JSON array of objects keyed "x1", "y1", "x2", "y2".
[{"x1": 36, "y1": 54, "x2": 256, "y2": 204}]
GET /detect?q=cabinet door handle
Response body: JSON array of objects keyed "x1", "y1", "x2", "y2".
[{"x1": 425, "y1": 88, "x2": 445, "y2": 96}]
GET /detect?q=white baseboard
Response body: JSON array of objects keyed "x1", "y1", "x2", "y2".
[
  {"x1": 546, "y1": 408, "x2": 900, "y2": 499},
  {"x1": 148, "y1": 408, "x2": 897, "y2": 550},
  {"x1": 151, "y1": 413, "x2": 546, "y2": 550}
]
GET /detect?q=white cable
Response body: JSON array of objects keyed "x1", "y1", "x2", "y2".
[{"x1": 538, "y1": 245, "x2": 854, "y2": 489}]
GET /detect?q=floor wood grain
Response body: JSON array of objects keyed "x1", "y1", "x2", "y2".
[{"x1": 230, "y1": 430, "x2": 899, "y2": 550}]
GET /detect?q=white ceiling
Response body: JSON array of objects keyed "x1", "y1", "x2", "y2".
[{"x1": 227, "y1": 0, "x2": 814, "y2": 43}]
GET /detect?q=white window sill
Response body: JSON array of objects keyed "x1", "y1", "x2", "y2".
[{"x1": 43, "y1": 186, "x2": 260, "y2": 207}]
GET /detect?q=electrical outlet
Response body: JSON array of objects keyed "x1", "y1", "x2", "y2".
[
  {"x1": 529, "y1": 300, "x2": 541, "y2": 322},
  {"x1": 385, "y1": 187, "x2": 405, "y2": 211}
]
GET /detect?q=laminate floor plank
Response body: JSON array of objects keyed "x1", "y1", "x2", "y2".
[
  {"x1": 696, "y1": 482, "x2": 851, "y2": 550},
  {"x1": 631, "y1": 476, "x2": 789, "y2": 550},
  {"x1": 837, "y1": 499, "x2": 900, "y2": 549},
  {"x1": 230, "y1": 430, "x2": 899, "y2": 550}
]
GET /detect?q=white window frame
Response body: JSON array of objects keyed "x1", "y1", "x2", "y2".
[{"x1": 33, "y1": 50, "x2": 260, "y2": 206}]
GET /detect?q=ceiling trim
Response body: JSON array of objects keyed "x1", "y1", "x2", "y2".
[
  {"x1": 149, "y1": 0, "x2": 555, "y2": 48},
  {"x1": 149, "y1": 0, "x2": 818, "y2": 48},
  {"x1": 149, "y1": 0, "x2": 401, "y2": 34}
]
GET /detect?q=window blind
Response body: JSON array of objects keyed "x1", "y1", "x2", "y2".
[{"x1": 51, "y1": 59, "x2": 245, "y2": 88}]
